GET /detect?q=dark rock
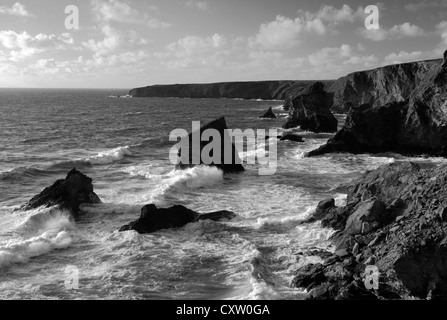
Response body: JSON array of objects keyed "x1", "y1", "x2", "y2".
[
  {"x1": 279, "y1": 134, "x2": 304, "y2": 142},
  {"x1": 282, "y1": 82, "x2": 338, "y2": 133},
  {"x1": 176, "y1": 117, "x2": 244, "y2": 174},
  {"x1": 292, "y1": 263, "x2": 326, "y2": 290},
  {"x1": 129, "y1": 80, "x2": 335, "y2": 100},
  {"x1": 22, "y1": 168, "x2": 101, "y2": 217},
  {"x1": 307, "y1": 52, "x2": 447, "y2": 157},
  {"x1": 259, "y1": 107, "x2": 277, "y2": 119},
  {"x1": 344, "y1": 199, "x2": 387, "y2": 235},
  {"x1": 119, "y1": 204, "x2": 236, "y2": 234},
  {"x1": 295, "y1": 162, "x2": 447, "y2": 299}
]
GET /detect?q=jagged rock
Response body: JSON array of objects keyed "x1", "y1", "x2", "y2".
[
  {"x1": 119, "y1": 204, "x2": 236, "y2": 234},
  {"x1": 282, "y1": 82, "x2": 338, "y2": 133},
  {"x1": 279, "y1": 134, "x2": 304, "y2": 142},
  {"x1": 259, "y1": 107, "x2": 276, "y2": 119},
  {"x1": 22, "y1": 168, "x2": 101, "y2": 217},
  {"x1": 344, "y1": 199, "x2": 387, "y2": 235},
  {"x1": 176, "y1": 117, "x2": 244, "y2": 174},
  {"x1": 307, "y1": 51, "x2": 447, "y2": 157},
  {"x1": 293, "y1": 162, "x2": 447, "y2": 300}
]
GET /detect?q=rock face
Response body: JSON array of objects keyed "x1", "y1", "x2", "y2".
[
  {"x1": 129, "y1": 81, "x2": 334, "y2": 100},
  {"x1": 308, "y1": 51, "x2": 447, "y2": 157},
  {"x1": 176, "y1": 117, "x2": 245, "y2": 174},
  {"x1": 259, "y1": 107, "x2": 277, "y2": 119},
  {"x1": 327, "y1": 59, "x2": 441, "y2": 113},
  {"x1": 282, "y1": 82, "x2": 338, "y2": 133},
  {"x1": 119, "y1": 204, "x2": 236, "y2": 234},
  {"x1": 22, "y1": 168, "x2": 101, "y2": 217},
  {"x1": 295, "y1": 162, "x2": 447, "y2": 300}
]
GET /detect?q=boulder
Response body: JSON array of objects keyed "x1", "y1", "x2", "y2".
[
  {"x1": 176, "y1": 117, "x2": 245, "y2": 174},
  {"x1": 119, "y1": 204, "x2": 236, "y2": 234},
  {"x1": 259, "y1": 107, "x2": 277, "y2": 119},
  {"x1": 344, "y1": 199, "x2": 387, "y2": 235},
  {"x1": 282, "y1": 82, "x2": 338, "y2": 133},
  {"x1": 22, "y1": 168, "x2": 101, "y2": 217}
]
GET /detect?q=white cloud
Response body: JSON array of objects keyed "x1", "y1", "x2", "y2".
[
  {"x1": 158, "y1": 33, "x2": 228, "y2": 69},
  {"x1": 92, "y1": 0, "x2": 171, "y2": 28},
  {"x1": 306, "y1": 4, "x2": 364, "y2": 25},
  {"x1": 360, "y1": 23, "x2": 426, "y2": 41},
  {"x1": 0, "y1": 2, "x2": 33, "y2": 17},
  {"x1": 437, "y1": 21, "x2": 447, "y2": 46},
  {"x1": 0, "y1": 31, "x2": 73, "y2": 61},
  {"x1": 309, "y1": 44, "x2": 352, "y2": 66}
]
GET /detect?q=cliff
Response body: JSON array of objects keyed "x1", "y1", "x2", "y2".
[
  {"x1": 129, "y1": 80, "x2": 334, "y2": 100},
  {"x1": 327, "y1": 59, "x2": 442, "y2": 113},
  {"x1": 295, "y1": 162, "x2": 447, "y2": 300},
  {"x1": 308, "y1": 52, "x2": 447, "y2": 157}
]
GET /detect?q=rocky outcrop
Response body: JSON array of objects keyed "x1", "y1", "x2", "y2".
[
  {"x1": 282, "y1": 82, "x2": 338, "y2": 133},
  {"x1": 119, "y1": 204, "x2": 236, "y2": 234},
  {"x1": 327, "y1": 59, "x2": 441, "y2": 113},
  {"x1": 176, "y1": 117, "x2": 245, "y2": 174},
  {"x1": 22, "y1": 168, "x2": 101, "y2": 217},
  {"x1": 259, "y1": 107, "x2": 277, "y2": 119},
  {"x1": 279, "y1": 134, "x2": 304, "y2": 142},
  {"x1": 294, "y1": 162, "x2": 447, "y2": 300},
  {"x1": 308, "y1": 51, "x2": 447, "y2": 157},
  {"x1": 129, "y1": 81, "x2": 334, "y2": 100}
]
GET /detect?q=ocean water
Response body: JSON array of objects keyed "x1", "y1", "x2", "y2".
[{"x1": 1, "y1": 88, "x2": 446, "y2": 300}]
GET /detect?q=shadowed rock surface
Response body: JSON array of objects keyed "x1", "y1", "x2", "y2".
[
  {"x1": 176, "y1": 117, "x2": 245, "y2": 174},
  {"x1": 259, "y1": 107, "x2": 277, "y2": 119},
  {"x1": 307, "y1": 51, "x2": 447, "y2": 158},
  {"x1": 294, "y1": 162, "x2": 447, "y2": 300},
  {"x1": 282, "y1": 82, "x2": 338, "y2": 133},
  {"x1": 119, "y1": 204, "x2": 236, "y2": 234},
  {"x1": 22, "y1": 168, "x2": 101, "y2": 217}
]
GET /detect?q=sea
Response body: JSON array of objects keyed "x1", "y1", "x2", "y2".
[{"x1": 0, "y1": 88, "x2": 446, "y2": 300}]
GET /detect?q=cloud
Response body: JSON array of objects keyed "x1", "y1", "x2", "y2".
[
  {"x1": 92, "y1": 0, "x2": 171, "y2": 28},
  {"x1": 308, "y1": 44, "x2": 353, "y2": 66},
  {"x1": 437, "y1": 21, "x2": 447, "y2": 46},
  {"x1": 185, "y1": 0, "x2": 211, "y2": 12},
  {"x1": 249, "y1": 4, "x2": 370, "y2": 50},
  {"x1": 0, "y1": 31, "x2": 73, "y2": 61},
  {"x1": 0, "y1": 2, "x2": 34, "y2": 17},
  {"x1": 360, "y1": 23, "x2": 426, "y2": 41},
  {"x1": 157, "y1": 33, "x2": 228, "y2": 68}
]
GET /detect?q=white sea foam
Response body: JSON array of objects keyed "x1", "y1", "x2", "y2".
[
  {"x1": 0, "y1": 208, "x2": 75, "y2": 269},
  {"x1": 86, "y1": 146, "x2": 132, "y2": 165}
]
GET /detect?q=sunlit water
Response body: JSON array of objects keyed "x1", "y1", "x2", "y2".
[{"x1": 0, "y1": 88, "x2": 446, "y2": 300}]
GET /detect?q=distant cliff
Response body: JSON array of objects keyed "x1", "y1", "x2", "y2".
[{"x1": 129, "y1": 81, "x2": 334, "y2": 101}]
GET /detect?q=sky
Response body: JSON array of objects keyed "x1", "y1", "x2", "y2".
[{"x1": 0, "y1": 0, "x2": 446, "y2": 88}]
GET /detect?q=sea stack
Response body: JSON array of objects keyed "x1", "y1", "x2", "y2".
[
  {"x1": 22, "y1": 168, "x2": 101, "y2": 217},
  {"x1": 282, "y1": 82, "x2": 338, "y2": 133},
  {"x1": 119, "y1": 204, "x2": 236, "y2": 234},
  {"x1": 175, "y1": 117, "x2": 245, "y2": 174},
  {"x1": 259, "y1": 107, "x2": 277, "y2": 119}
]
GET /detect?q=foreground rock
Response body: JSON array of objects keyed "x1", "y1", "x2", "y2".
[
  {"x1": 259, "y1": 107, "x2": 277, "y2": 119},
  {"x1": 283, "y1": 82, "x2": 338, "y2": 133},
  {"x1": 119, "y1": 204, "x2": 236, "y2": 234},
  {"x1": 176, "y1": 117, "x2": 245, "y2": 174},
  {"x1": 22, "y1": 168, "x2": 101, "y2": 217},
  {"x1": 294, "y1": 162, "x2": 447, "y2": 300},
  {"x1": 308, "y1": 51, "x2": 447, "y2": 157}
]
